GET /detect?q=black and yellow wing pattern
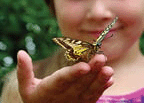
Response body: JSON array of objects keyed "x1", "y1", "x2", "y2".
[{"x1": 52, "y1": 37, "x2": 95, "y2": 62}]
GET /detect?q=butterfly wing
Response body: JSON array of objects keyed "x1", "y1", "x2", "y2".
[
  {"x1": 53, "y1": 37, "x2": 94, "y2": 61},
  {"x1": 52, "y1": 37, "x2": 72, "y2": 50}
]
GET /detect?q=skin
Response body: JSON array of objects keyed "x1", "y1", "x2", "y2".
[
  {"x1": 16, "y1": 0, "x2": 144, "y2": 102},
  {"x1": 17, "y1": 51, "x2": 113, "y2": 103},
  {"x1": 55, "y1": 0, "x2": 144, "y2": 61}
]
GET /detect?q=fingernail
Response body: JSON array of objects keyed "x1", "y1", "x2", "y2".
[
  {"x1": 104, "y1": 55, "x2": 107, "y2": 61},
  {"x1": 17, "y1": 51, "x2": 22, "y2": 67},
  {"x1": 17, "y1": 58, "x2": 21, "y2": 68},
  {"x1": 79, "y1": 69, "x2": 90, "y2": 74}
]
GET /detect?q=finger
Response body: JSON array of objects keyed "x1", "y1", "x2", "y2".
[
  {"x1": 88, "y1": 54, "x2": 107, "y2": 72},
  {"x1": 80, "y1": 66, "x2": 114, "y2": 101},
  {"x1": 53, "y1": 62, "x2": 91, "y2": 81},
  {"x1": 65, "y1": 55, "x2": 107, "y2": 95},
  {"x1": 40, "y1": 62, "x2": 91, "y2": 93},
  {"x1": 17, "y1": 50, "x2": 35, "y2": 93},
  {"x1": 89, "y1": 66, "x2": 114, "y2": 90}
]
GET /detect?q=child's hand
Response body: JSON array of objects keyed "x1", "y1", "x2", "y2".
[{"x1": 17, "y1": 50, "x2": 113, "y2": 103}]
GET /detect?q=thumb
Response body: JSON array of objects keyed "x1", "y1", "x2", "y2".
[{"x1": 17, "y1": 50, "x2": 34, "y2": 94}]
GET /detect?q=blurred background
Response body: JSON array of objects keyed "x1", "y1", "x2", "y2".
[
  {"x1": 0, "y1": 0, "x2": 144, "y2": 99},
  {"x1": 0, "y1": 0, "x2": 62, "y2": 97}
]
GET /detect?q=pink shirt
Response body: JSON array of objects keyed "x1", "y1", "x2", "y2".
[{"x1": 97, "y1": 88, "x2": 144, "y2": 103}]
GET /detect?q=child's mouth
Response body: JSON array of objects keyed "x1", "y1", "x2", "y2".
[{"x1": 89, "y1": 29, "x2": 117, "y2": 39}]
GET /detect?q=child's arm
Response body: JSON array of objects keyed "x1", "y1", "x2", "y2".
[
  {"x1": 2, "y1": 50, "x2": 113, "y2": 103},
  {"x1": 1, "y1": 69, "x2": 23, "y2": 103}
]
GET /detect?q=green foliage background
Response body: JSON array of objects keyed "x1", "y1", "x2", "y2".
[
  {"x1": 0, "y1": 0, "x2": 62, "y2": 96},
  {"x1": 0, "y1": 0, "x2": 144, "y2": 98}
]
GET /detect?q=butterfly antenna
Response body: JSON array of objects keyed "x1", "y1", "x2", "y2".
[{"x1": 93, "y1": 16, "x2": 118, "y2": 46}]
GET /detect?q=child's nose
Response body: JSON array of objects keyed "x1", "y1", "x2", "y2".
[{"x1": 86, "y1": 0, "x2": 113, "y2": 21}]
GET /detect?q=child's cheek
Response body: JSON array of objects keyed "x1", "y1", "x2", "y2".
[
  {"x1": 55, "y1": 3, "x2": 87, "y2": 38},
  {"x1": 55, "y1": 1, "x2": 87, "y2": 27},
  {"x1": 114, "y1": 2, "x2": 144, "y2": 37},
  {"x1": 59, "y1": 6, "x2": 85, "y2": 25},
  {"x1": 114, "y1": 1, "x2": 144, "y2": 24}
]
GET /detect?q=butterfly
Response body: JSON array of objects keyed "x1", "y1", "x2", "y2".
[{"x1": 53, "y1": 17, "x2": 118, "y2": 62}]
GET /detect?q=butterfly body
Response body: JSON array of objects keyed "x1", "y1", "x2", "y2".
[{"x1": 52, "y1": 17, "x2": 118, "y2": 62}]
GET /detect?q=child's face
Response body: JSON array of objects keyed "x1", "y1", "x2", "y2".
[{"x1": 54, "y1": 0, "x2": 144, "y2": 60}]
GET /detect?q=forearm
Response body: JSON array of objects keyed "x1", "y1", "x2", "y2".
[{"x1": 1, "y1": 69, "x2": 23, "y2": 103}]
